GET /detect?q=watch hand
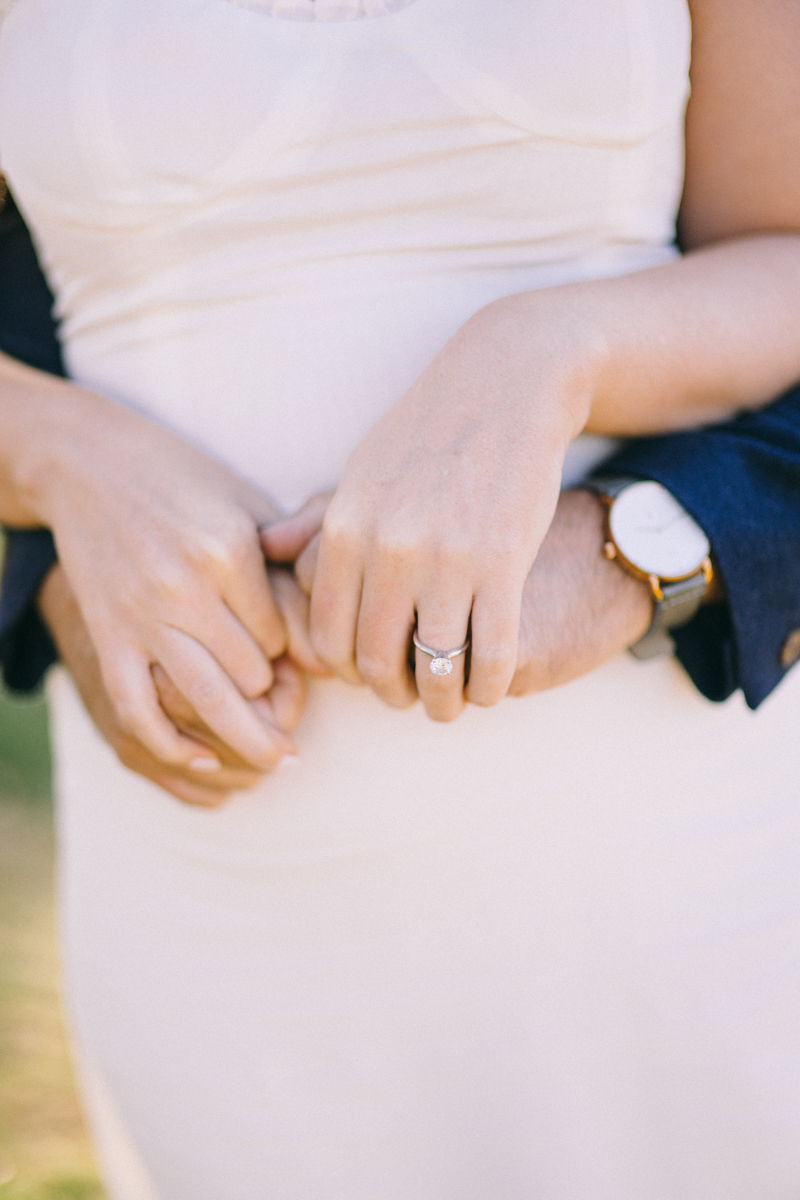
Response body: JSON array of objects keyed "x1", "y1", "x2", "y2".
[{"x1": 637, "y1": 512, "x2": 685, "y2": 535}]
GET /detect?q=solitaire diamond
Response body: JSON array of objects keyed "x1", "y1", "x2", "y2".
[{"x1": 430, "y1": 655, "x2": 453, "y2": 676}]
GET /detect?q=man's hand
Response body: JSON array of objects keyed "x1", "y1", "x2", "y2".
[
  {"x1": 509, "y1": 488, "x2": 653, "y2": 696},
  {"x1": 38, "y1": 564, "x2": 306, "y2": 807}
]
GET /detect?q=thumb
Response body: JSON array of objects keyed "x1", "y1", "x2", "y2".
[{"x1": 260, "y1": 489, "x2": 334, "y2": 563}]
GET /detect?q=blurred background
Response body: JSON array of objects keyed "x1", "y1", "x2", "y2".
[{"x1": 0, "y1": 540, "x2": 105, "y2": 1199}]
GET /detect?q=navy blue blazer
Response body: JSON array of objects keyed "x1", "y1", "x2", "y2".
[{"x1": 2, "y1": 187, "x2": 799, "y2": 709}]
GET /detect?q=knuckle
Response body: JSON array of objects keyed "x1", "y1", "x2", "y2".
[
  {"x1": 131, "y1": 556, "x2": 192, "y2": 609},
  {"x1": 237, "y1": 655, "x2": 273, "y2": 699},
  {"x1": 159, "y1": 571, "x2": 195, "y2": 608},
  {"x1": 474, "y1": 643, "x2": 515, "y2": 678},
  {"x1": 467, "y1": 645, "x2": 516, "y2": 707},
  {"x1": 321, "y1": 507, "x2": 360, "y2": 550},
  {"x1": 431, "y1": 540, "x2": 472, "y2": 573},
  {"x1": 196, "y1": 514, "x2": 255, "y2": 574},
  {"x1": 356, "y1": 652, "x2": 397, "y2": 688},
  {"x1": 310, "y1": 630, "x2": 350, "y2": 673},
  {"x1": 487, "y1": 537, "x2": 526, "y2": 567},
  {"x1": 375, "y1": 529, "x2": 417, "y2": 567}
]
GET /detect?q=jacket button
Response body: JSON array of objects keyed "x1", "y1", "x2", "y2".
[{"x1": 780, "y1": 628, "x2": 800, "y2": 669}]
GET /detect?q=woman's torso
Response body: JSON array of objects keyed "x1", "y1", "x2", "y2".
[{"x1": 0, "y1": 0, "x2": 689, "y2": 503}]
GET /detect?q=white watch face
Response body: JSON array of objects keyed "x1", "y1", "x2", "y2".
[{"x1": 609, "y1": 481, "x2": 710, "y2": 579}]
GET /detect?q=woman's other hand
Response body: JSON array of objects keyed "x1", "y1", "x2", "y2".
[
  {"x1": 38, "y1": 564, "x2": 305, "y2": 806},
  {"x1": 4, "y1": 359, "x2": 298, "y2": 770}
]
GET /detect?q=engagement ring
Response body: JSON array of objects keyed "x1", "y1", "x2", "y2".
[{"x1": 412, "y1": 631, "x2": 470, "y2": 676}]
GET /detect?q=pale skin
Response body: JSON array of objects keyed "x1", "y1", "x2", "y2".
[{"x1": 1, "y1": 0, "x2": 798, "y2": 799}]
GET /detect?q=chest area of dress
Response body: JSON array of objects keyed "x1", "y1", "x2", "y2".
[{"x1": 0, "y1": 0, "x2": 690, "y2": 208}]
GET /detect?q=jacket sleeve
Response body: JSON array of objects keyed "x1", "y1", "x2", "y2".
[
  {"x1": 602, "y1": 382, "x2": 800, "y2": 710},
  {"x1": 0, "y1": 188, "x2": 62, "y2": 693}
]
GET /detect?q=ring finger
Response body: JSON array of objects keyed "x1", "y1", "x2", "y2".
[{"x1": 413, "y1": 596, "x2": 472, "y2": 723}]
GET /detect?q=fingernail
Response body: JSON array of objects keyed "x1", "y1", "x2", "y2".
[
  {"x1": 189, "y1": 756, "x2": 222, "y2": 772},
  {"x1": 278, "y1": 754, "x2": 301, "y2": 769}
]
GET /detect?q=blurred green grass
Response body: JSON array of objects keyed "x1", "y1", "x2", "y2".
[
  {"x1": 0, "y1": 689, "x2": 51, "y2": 806},
  {"x1": 0, "y1": 666, "x2": 105, "y2": 1197}
]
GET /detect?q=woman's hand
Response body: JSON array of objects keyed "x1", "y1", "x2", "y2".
[
  {"x1": 4, "y1": 358, "x2": 300, "y2": 769},
  {"x1": 264, "y1": 488, "x2": 657, "y2": 705},
  {"x1": 265, "y1": 302, "x2": 595, "y2": 723},
  {"x1": 38, "y1": 564, "x2": 306, "y2": 806}
]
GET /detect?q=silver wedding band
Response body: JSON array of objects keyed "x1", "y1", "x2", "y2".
[{"x1": 412, "y1": 631, "x2": 471, "y2": 676}]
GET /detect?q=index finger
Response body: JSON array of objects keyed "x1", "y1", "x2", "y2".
[{"x1": 260, "y1": 491, "x2": 334, "y2": 563}]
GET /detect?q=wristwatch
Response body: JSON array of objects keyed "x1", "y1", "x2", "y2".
[{"x1": 584, "y1": 476, "x2": 713, "y2": 660}]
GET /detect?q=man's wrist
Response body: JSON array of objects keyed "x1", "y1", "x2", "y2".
[
  {"x1": 574, "y1": 488, "x2": 654, "y2": 645},
  {"x1": 510, "y1": 488, "x2": 653, "y2": 698},
  {"x1": 583, "y1": 476, "x2": 718, "y2": 658}
]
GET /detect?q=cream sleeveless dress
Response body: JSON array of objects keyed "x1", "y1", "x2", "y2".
[{"x1": 3, "y1": 2, "x2": 800, "y2": 1197}]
